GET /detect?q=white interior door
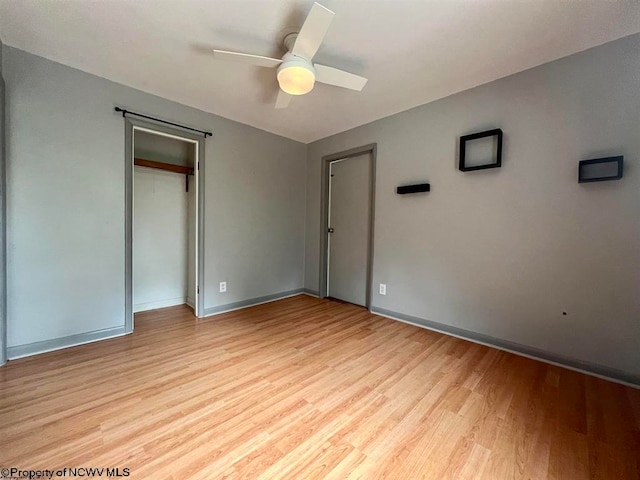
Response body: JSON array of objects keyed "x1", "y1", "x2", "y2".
[{"x1": 327, "y1": 153, "x2": 371, "y2": 306}]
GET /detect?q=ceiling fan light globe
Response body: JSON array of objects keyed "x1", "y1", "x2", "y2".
[{"x1": 277, "y1": 57, "x2": 316, "y2": 95}]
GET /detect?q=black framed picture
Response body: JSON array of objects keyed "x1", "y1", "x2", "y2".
[{"x1": 459, "y1": 128, "x2": 503, "y2": 172}]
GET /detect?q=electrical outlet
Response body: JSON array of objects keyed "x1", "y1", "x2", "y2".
[
  {"x1": 219, "y1": 281, "x2": 227, "y2": 293},
  {"x1": 379, "y1": 283, "x2": 386, "y2": 295}
]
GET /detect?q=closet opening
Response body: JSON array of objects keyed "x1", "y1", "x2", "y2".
[{"x1": 124, "y1": 118, "x2": 206, "y2": 332}]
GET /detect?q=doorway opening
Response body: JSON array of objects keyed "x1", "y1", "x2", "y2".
[
  {"x1": 319, "y1": 144, "x2": 376, "y2": 309},
  {"x1": 125, "y1": 118, "x2": 205, "y2": 332}
]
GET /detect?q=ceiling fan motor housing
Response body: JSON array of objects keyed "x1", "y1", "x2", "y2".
[{"x1": 281, "y1": 31, "x2": 299, "y2": 53}]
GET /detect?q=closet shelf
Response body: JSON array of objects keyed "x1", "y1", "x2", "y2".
[{"x1": 134, "y1": 158, "x2": 194, "y2": 175}]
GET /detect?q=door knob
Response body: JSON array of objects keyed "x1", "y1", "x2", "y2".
[{"x1": 328, "y1": 227, "x2": 334, "y2": 233}]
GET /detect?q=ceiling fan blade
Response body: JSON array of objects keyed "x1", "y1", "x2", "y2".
[
  {"x1": 213, "y1": 50, "x2": 282, "y2": 68},
  {"x1": 314, "y1": 64, "x2": 368, "y2": 91},
  {"x1": 291, "y1": 2, "x2": 335, "y2": 61},
  {"x1": 275, "y1": 90, "x2": 292, "y2": 109}
]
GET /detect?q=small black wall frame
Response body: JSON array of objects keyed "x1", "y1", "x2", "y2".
[
  {"x1": 459, "y1": 128, "x2": 503, "y2": 172},
  {"x1": 578, "y1": 156, "x2": 623, "y2": 183}
]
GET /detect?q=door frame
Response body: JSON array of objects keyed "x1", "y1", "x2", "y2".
[
  {"x1": 0, "y1": 72, "x2": 5, "y2": 366},
  {"x1": 319, "y1": 143, "x2": 377, "y2": 309},
  {"x1": 124, "y1": 117, "x2": 206, "y2": 332}
]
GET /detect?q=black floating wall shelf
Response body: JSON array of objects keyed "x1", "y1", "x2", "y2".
[
  {"x1": 578, "y1": 156, "x2": 623, "y2": 183},
  {"x1": 397, "y1": 183, "x2": 431, "y2": 195}
]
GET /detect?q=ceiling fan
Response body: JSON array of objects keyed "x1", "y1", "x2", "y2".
[{"x1": 213, "y1": 2, "x2": 368, "y2": 109}]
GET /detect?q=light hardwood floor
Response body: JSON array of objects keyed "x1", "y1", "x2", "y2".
[{"x1": 1, "y1": 295, "x2": 639, "y2": 479}]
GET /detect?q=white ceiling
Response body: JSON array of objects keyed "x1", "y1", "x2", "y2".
[{"x1": 1, "y1": 0, "x2": 639, "y2": 143}]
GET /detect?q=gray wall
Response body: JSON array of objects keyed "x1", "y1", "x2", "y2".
[
  {"x1": 305, "y1": 34, "x2": 640, "y2": 378},
  {"x1": 4, "y1": 46, "x2": 306, "y2": 351},
  {"x1": 0, "y1": 37, "x2": 6, "y2": 365}
]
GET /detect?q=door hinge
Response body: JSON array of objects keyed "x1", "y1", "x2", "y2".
[{"x1": 197, "y1": 286, "x2": 200, "y2": 294}]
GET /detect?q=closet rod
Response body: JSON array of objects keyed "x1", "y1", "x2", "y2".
[{"x1": 115, "y1": 107, "x2": 212, "y2": 137}]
